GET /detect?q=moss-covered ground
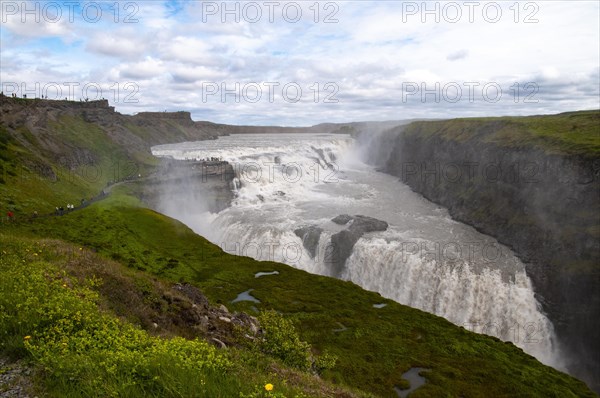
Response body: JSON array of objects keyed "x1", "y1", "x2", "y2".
[{"x1": 1, "y1": 186, "x2": 594, "y2": 397}]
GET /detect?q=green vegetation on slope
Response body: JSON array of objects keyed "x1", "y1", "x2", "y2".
[
  {"x1": 402, "y1": 110, "x2": 600, "y2": 156},
  {"x1": 0, "y1": 233, "x2": 367, "y2": 398},
  {"x1": 4, "y1": 187, "x2": 594, "y2": 398},
  {"x1": 1, "y1": 105, "x2": 598, "y2": 397},
  {"x1": 0, "y1": 115, "x2": 157, "y2": 216}
]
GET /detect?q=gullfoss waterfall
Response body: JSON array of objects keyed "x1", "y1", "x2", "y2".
[{"x1": 152, "y1": 133, "x2": 564, "y2": 370}]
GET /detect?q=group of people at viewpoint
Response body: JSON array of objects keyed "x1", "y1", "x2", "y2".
[
  {"x1": 185, "y1": 157, "x2": 223, "y2": 162},
  {"x1": 55, "y1": 204, "x2": 73, "y2": 216},
  {"x1": 4, "y1": 199, "x2": 88, "y2": 222},
  {"x1": 55, "y1": 200, "x2": 86, "y2": 216}
]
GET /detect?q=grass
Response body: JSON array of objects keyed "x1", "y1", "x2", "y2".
[
  {"x1": 0, "y1": 233, "x2": 369, "y2": 398},
  {"x1": 0, "y1": 115, "x2": 158, "y2": 216},
  {"x1": 5, "y1": 187, "x2": 595, "y2": 397},
  {"x1": 402, "y1": 110, "x2": 600, "y2": 156},
  {"x1": 1, "y1": 105, "x2": 598, "y2": 397},
  {"x1": 0, "y1": 235, "x2": 235, "y2": 398}
]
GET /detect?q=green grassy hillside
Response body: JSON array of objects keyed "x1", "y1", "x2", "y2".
[
  {"x1": 1, "y1": 232, "x2": 369, "y2": 398},
  {"x1": 401, "y1": 110, "x2": 600, "y2": 156},
  {"x1": 2, "y1": 186, "x2": 594, "y2": 397},
  {"x1": 1, "y1": 100, "x2": 597, "y2": 397},
  {"x1": 0, "y1": 118, "x2": 156, "y2": 216},
  {"x1": 0, "y1": 96, "x2": 222, "y2": 216}
]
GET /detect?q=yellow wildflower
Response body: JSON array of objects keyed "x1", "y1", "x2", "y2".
[
  {"x1": 264, "y1": 383, "x2": 274, "y2": 391},
  {"x1": 24, "y1": 336, "x2": 31, "y2": 341}
]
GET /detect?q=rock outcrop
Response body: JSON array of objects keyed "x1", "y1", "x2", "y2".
[
  {"x1": 141, "y1": 159, "x2": 235, "y2": 213},
  {"x1": 330, "y1": 215, "x2": 389, "y2": 277},
  {"x1": 294, "y1": 225, "x2": 323, "y2": 259}
]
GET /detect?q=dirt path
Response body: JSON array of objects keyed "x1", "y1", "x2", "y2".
[
  {"x1": 2, "y1": 174, "x2": 154, "y2": 225},
  {"x1": 2, "y1": 160, "x2": 231, "y2": 225}
]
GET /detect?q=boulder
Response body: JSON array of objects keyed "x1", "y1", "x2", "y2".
[
  {"x1": 294, "y1": 225, "x2": 323, "y2": 258},
  {"x1": 329, "y1": 215, "x2": 388, "y2": 277}
]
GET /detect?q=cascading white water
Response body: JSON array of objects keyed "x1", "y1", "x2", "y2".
[
  {"x1": 152, "y1": 133, "x2": 564, "y2": 370},
  {"x1": 343, "y1": 235, "x2": 561, "y2": 366}
]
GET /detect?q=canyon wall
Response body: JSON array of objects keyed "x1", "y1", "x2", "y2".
[{"x1": 360, "y1": 112, "x2": 600, "y2": 391}]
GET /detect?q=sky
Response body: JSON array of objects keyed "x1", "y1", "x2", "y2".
[{"x1": 1, "y1": 0, "x2": 599, "y2": 126}]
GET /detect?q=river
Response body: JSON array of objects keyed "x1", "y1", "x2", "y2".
[{"x1": 152, "y1": 133, "x2": 564, "y2": 370}]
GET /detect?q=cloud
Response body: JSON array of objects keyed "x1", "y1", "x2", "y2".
[
  {"x1": 1, "y1": 1, "x2": 599, "y2": 125},
  {"x1": 117, "y1": 58, "x2": 167, "y2": 80},
  {"x1": 169, "y1": 65, "x2": 227, "y2": 83},
  {"x1": 159, "y1": 36, "x2": 214, "y2": 64},
  {"x1": 1, "y1": 7, "x2": 73, "y2": 39},
  {"x1": 86, "y1": 31, "x2": 148, "y2": 59},
  {"x1": 447, "y1": 50, "x2": 469, "y2": 61}
]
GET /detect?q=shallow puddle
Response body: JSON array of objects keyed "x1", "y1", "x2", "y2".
[
  {"x1": 255, "y1": 271, "x2": 280, "y2": 278},
  {"x1": 232, "y1": 289, "x2": 261, "y2": 303},
  {"x1": 395, "y1": 367, "x2": 430, "y2": 397}
]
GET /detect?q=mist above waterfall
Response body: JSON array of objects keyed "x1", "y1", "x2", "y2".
[{"x1": 144, "y1": 158, "x2": 231, "y2": 239}]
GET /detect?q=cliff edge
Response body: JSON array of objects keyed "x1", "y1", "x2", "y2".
[{"x1": 369, "y1": 110, "x2": 600, "y2": 391}]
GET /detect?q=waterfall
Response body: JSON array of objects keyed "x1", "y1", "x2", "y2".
[
  {"x1": 151, "y1": 133, "x2": 565, "y2": 370},
  {"x1": 344, "y1": 235, "x2": 562, "y2": 367}
]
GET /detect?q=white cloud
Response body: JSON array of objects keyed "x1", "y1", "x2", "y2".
[
  {"x1": 86, "y1": 30, "x2": 148, "y2": 59},
  {"x1": 1, "y1": 1, "x2": 598, "y2": 125},
  {"x1": 447, "y1": 50, "x2": 469, "y2": 61},
  {"x1": 116, "y1": 57, "x2": 167, "y2": 79},
  {"x1": 169, "y1": 65, "x2": 227, "y2": 83},
  {"x1": 1, "y1": 3, "x2": 73, "y2": 39},
  {"x1": 160, "y1": 36, "x2": 214, "y2": 64}
]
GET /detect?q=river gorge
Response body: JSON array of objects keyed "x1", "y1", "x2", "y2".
[{"x1": 150, "y1": 132, "x2": 575, "y2": 379}]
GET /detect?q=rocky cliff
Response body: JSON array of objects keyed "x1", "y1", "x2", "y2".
[
  {"x1": 0, "y1": 95, "x2": 380, "y2": 166},
  {"x1": 361, "y1": 111, "x2": 600, "y2": 391},
  {"x1": 141, "y1": 159, "x2": 235, "y2": 214},
  {"x1": 0, "y1": 95, "x2": 236, "y2": 214}
]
